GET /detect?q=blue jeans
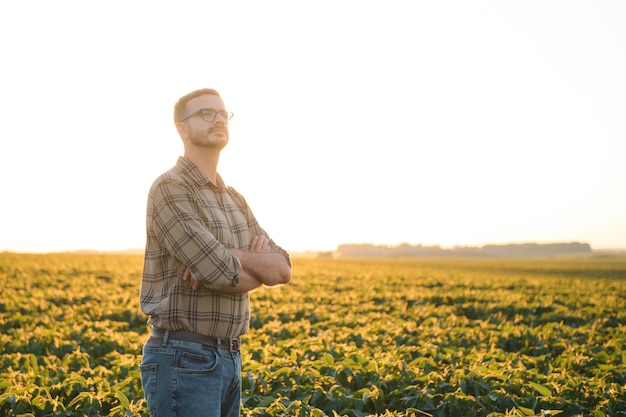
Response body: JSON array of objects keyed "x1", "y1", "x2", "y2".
[{"x1": 140, "y1": 336, "x2": 242, "y2": 417}]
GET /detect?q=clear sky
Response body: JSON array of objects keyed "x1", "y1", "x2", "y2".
[{"x1": 1, "y1": 1, "x2": 625, "y2": 253}]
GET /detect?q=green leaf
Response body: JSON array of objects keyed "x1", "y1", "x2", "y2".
[
  {"x1": 256, "y1": 396, "x2": 275, "y2": 407},
  {"x1": 322, "y1": 353, "x2": 335, "y2": 365},
  {"x1": 518, "y1": 406, "x2": 536, "y2": 416},
  {"x1": 406, "y1": 408, "x2": 434, "y2": 417},
  {"x1": 529, "y1": 381, "x2": 552, "y2": 397},
  {"x1": 115, "y1": 391, "x2": 130, "y2": 408}
]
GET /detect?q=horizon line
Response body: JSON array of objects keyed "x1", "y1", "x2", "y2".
[{"x1": 3, "y1": 240, "x2": 626, "y2": 255}]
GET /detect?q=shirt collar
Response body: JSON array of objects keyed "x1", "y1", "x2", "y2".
[{"x1": 176, "y1": 156, "x2": 225, "y2": 188}]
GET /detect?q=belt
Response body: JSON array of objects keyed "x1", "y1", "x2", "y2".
[{"x1": 149, "y1": 327, "x2": 240, "y2": 352}]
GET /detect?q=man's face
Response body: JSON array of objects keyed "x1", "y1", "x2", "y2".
[{"x1": 182, "y1": 94, "x2": 230, "y2": 149}]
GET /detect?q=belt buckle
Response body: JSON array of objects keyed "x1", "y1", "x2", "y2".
[{"x1": 230, "y1": 338, "x2": 239, "y2": 352}]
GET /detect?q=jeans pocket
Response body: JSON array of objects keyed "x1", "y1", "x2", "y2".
[{"x1": 179, "y1": 350, "x2": 218, "y2": 373}]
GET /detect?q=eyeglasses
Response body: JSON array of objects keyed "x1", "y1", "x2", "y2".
[{"x1": 181, "y1": 108, "x2": 234, "y2": 123}]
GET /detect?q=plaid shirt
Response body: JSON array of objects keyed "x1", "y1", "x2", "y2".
[{"x1": 140, "y1": 157, "x2": 290, "y2": 339}]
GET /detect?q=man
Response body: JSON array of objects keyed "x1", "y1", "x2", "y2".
[{"x1": 139, "y1": 88, "x2": 291, "y2": 417}]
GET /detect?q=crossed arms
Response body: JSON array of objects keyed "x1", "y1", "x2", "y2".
[
  {"x1": 150, "y1": 179, "x2": 291, "y2": 293},
  {"x1": 183, "y1": 235, "x2": 291, "y2": 293}
]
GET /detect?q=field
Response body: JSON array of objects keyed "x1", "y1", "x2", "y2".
[{"x1": 1, "y1": 253, "x2": 625, "y2": 417}]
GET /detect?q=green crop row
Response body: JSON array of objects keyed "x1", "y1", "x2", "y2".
[{"x1": 1, "y1": 253, "x2": 625, "y2": 416}]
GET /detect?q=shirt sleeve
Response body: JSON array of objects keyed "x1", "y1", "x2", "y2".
[{"x1": 150, "y1": 178, "x2": 243, "y2": 290}]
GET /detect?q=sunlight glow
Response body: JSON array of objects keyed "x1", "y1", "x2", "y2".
[{"x1": 0, "y1": 1, "x2": 625, "y2": 253}]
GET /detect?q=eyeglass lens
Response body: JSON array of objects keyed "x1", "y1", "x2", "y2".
[{"x1": 201, "y1": 109, "x2": 230, "y2": 121}]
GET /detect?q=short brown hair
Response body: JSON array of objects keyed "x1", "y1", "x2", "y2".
[{"x1": 173, "y1": 88, "x2": 221, "y2": 123}]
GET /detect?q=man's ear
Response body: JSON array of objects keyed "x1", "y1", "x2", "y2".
[{"x1": 176, "y1": 121, "x2": 187, "y2": 139}]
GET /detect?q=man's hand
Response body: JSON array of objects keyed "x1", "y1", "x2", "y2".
[
  {"x1": 248, "y1": 235, "x2": 271, "y2": 253},
  {"x1": 182, "y1": 264, "x2": 201, "y2": 290}
]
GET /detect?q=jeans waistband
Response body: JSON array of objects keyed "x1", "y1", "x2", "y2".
[{"x1": 150, "y1": 327, "x2": 241, "y2": 352}]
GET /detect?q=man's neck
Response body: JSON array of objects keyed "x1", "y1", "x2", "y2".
[{"x1": 184, "y1": 149, "x2": 221, "y2": 184}]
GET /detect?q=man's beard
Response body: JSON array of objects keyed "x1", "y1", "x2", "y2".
[{"x1": 189, "y1": 126, "x2": 229, "y2": 149}]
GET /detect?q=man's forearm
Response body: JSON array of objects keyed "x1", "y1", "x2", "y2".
[
  {"x1": 183, "y1": 265, "x2": 262, "y2": 293},
  {"x1": 220, "y1": 269, "x2": 263, "y2": 294},
  {"x1": 229, "y1": 248, "x2": 291, "y2": 286}
]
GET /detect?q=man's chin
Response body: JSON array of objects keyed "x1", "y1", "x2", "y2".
[
  {"x1": 211, "y1": 134, "x2": 229, "y2": 148},
  {"x1": 190, "y1": 136, "x2": 229, "y2": 149}
]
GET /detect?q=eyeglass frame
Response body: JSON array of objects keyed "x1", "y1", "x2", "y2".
[{"x1": 180, "y1": 108, "x2": 234, "y2": 123}]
